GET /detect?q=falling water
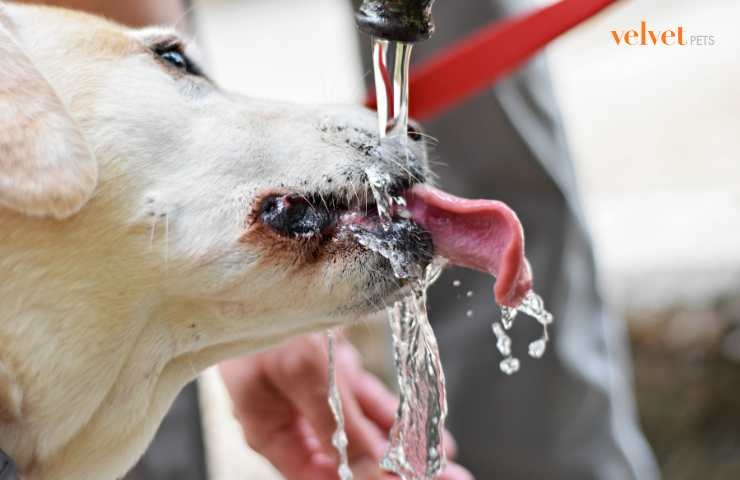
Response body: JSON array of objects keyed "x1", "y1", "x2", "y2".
[
  {"x1": 372, "y1": 39, "x2": 390, "y2": 140},
  {"x1": 391, "y1": 42, "x2": 413, "y2": 143},
  {"x1": 380, "y1": 263, "x2": 448, "y2": 480},
  {"x1": 326, "y1": 330, "x2": 353, "y2": 480},
  {"x1": 372, "y1": 38, "x2": 414, "y2": 143}
]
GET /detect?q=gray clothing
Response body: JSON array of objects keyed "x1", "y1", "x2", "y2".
[{"x1": 381, "y1": 1, "x2": 661, "y2": 478}]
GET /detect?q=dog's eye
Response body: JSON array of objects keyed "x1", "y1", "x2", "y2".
[
  {"x1": 161, "y1": 50, "x2": 187, "y2": 70},
  {"x1": 155, "y1": 47, "x2": 202, "y2": 76}
]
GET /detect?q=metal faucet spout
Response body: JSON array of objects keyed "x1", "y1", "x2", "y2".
[{"x1": 356, "y1": 0, "x2": 436, "y2": 43}]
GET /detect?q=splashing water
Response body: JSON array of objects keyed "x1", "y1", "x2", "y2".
[
  {"x1": 327, "y1": 330, "x2": 353, "y2": 480},
  {"x1": 491, "y1": 290, "x2": 553, "y2": 375}
]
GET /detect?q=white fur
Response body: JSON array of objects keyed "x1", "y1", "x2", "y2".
[{"x1": 0, "y1": 4, "x2": 427, "y2": 479}]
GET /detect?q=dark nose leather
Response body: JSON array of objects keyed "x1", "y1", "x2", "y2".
[{"x1": 259, "y1": 195, "x2": 333, "y2": 238}]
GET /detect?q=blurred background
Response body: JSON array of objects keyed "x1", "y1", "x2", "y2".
[{"x1": 185, "y1": 0, "x2": 740, "y2": 478}]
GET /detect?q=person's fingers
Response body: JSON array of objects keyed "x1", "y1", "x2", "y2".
[
  {"x1": 220, "y1": 336, "x2": 470, "y2": 480},
  {"x1": 350, "y1": 457, "x2": 392, "y2": 480},
  {"x1": 248, "y1": 418, "x2": 338, "y2": 480},
  {"x1": 264, "y1": 334, "x2": 386, "y2": 464},
  {"x1": 349, "y1": 368, "x2": 459, "y2": 461},
  {"x1": 437, "y1": 463, "x2": 475, "y2": 480},
  {"x1": 221, "y1": 357, "x2": 338, "y2": 480},
  {"x1": 220, "y1": 356, "x2": 296, "y2": 448},
  {"x1": 350, "y1": 371, "x2": 398, "y2": 431},
  {"x1": 351, "y1": 461, "x2": 474, "y2": 480},
  {"x1": 443, "y1": 428, "x2": 459, "y2": 459},
  {"x1": 335, "y1": 370, "x2": 390, "y2": 462},
  {"x1": 262, "y1": 336, "x2": 341, "y2": 451}
]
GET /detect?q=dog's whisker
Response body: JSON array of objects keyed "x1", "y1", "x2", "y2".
[
  {"x1": 149, "y1": 216, "x2": 158, "y2": 249},
  {"x1": 164, "y1": 213, "x2": 170, "y2": 270},
  {"x1": 318, "y1": 192, "x2": 330, "y2": 212}
]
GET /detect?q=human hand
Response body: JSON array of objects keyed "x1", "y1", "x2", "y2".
[{"x1": 220, "y1": 333, "x2": 473, "y2": 480}]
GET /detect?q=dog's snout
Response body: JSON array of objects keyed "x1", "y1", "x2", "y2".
[{"x1": 258, "y1": 195, "x2": 333, "y2": 238}]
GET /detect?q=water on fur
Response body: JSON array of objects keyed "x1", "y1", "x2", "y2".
[
  {"x1": 366, "y1": 165, "x2": 395, "y2": 231},
  {"x1": 327, "y1": 330, "x2": 353, "y2": 480}
]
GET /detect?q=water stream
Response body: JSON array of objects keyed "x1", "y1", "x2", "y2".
[
  {"x1": 380, "y1": 263, "x2": 448, "y2": 479},
  {"x1": 325, "y1": 35, "x2": 554, "y2": 480},
  {"x1": 327, "y1": 330, "x2": 353, "y2": 480},
  {"x1": 372, "y1": 38, "x2": 413, "y2": 142}
]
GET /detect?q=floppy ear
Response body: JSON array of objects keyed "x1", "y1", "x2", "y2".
[{"x1": 0, "y1": 6, "x2": 98, "y2": 220}]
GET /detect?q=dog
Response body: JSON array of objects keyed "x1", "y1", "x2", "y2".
[{"x1": 0, "y1": 3, "x2": 432, "y2": 478}]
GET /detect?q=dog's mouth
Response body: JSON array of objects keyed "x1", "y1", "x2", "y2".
[
  {"x1": 253, "y1": 179, "x2": 434, "y2": 279},
  {"x1": 251, "y1": 180, "x2": 534, "y2": 307}
]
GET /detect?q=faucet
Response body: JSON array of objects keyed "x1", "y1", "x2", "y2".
[{"x1": 356, "y1": 0, "x2": 436, "y2": 43}]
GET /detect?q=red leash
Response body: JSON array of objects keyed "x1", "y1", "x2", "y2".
[{"x1": 366, "y1": 0, "x2": 618, "y2": 121}]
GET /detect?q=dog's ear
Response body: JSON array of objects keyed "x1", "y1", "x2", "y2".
[{"x1": 0, "y1": 5, "x2": 98, "y2": 220}]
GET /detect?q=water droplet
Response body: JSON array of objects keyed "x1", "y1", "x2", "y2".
[
  {"x1": 539, "y1": 312, "x2": 554, "y2": 326},
  {"x1": 491, "y1": 323, "x2": 512, "y2": 356},
  {"x1": 493, "y1": 290, "x2": 554, "y2": 374},
  {"x1": 528, "y1": 339, "x2": 547, "y2": 359},
  {"x1": 500, "y1": 306, "x2": 518, "y2": 330},
  {"x1": 500, "y1": 357, "x2": 520, "y2": 375},
  {"x1": 452, "y1": 280, "x2": 461, "y2": 288},
  {"x1": 466, "y1": 310, "x2": 474, "y2": 318},
  {"x1": 466, "y1": 291, "x2": 474, "y2": 298}
]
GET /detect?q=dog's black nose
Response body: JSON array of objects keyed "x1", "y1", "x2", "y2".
[{"x1": 259, "y1": 195, "x2": 332, "y2": 238}]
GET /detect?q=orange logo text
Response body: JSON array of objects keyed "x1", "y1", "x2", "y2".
[{"x1": 611, "y1": 21, "x2": 687, "y2": 46}]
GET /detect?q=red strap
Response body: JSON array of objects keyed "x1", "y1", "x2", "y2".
[{"x1": 366, "y1": 0, "x2": 618, "y2": 121}]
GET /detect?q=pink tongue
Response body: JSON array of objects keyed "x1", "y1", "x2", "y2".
[{"x1": 405, "y1": 185, "x2": 532, "y2": 307}]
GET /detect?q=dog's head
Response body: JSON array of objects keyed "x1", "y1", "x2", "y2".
[
  {"x1": 1, "y1": 4, "x2": 432, "y2": 342},
  {"x1": 0, "y1": 4, "x2": 436, "y2": 476}
]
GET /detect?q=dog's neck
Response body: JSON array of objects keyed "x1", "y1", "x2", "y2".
[
  {"x1": 0, "y1": 293, "x2": 283, "y2": 480},
  {"x1": 1, "y1": 295, "x2": 167, "y2": 478}
]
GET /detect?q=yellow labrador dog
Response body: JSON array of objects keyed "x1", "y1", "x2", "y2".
[{"x1": 0, "y1": 3, "x2": 434, "y2": 478}]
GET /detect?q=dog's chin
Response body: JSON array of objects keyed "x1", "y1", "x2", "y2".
[{"x1": 333, "y1": 254, "x2": 415, "y2": 316}]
